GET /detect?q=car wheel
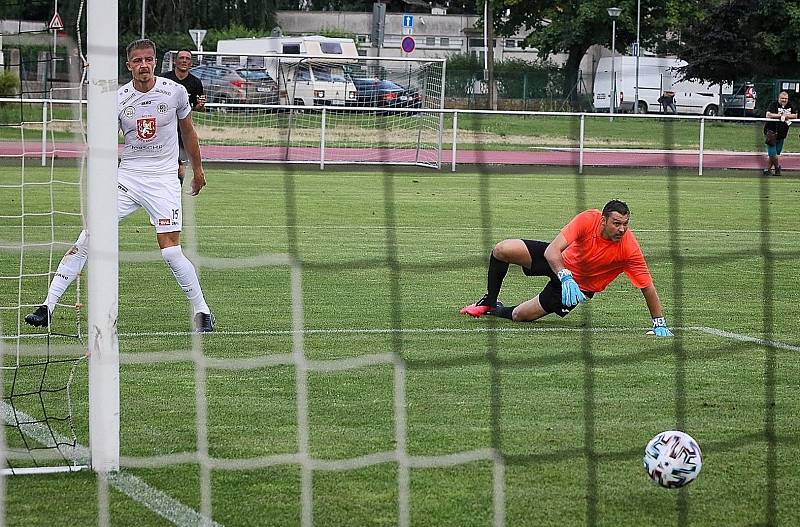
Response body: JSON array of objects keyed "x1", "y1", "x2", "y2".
[
  {"x1": 637, "y1": 101, "x2": 648, "y2": 114},
  {"x1": 703, "y1": 105, "x2": 719, "y2": 116}
]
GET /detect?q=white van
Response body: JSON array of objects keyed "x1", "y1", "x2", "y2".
[
  {"x1": 593, "y1": 56, "x2": 731, "y2": 115},
  {"x1": 277, "y1": 36, "x2": 359, "y2": 107}
]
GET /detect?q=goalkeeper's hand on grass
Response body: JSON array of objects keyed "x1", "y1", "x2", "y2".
[
  {"x1": 649, "y1": 317, "x2": 673, "y2": 337},
  {"x1": 557, "y1": 269, "x2": 586, "y2": 307}
]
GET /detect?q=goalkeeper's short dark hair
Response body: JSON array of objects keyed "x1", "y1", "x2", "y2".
[{"x1": 602, "y1": 199, "x2": 630, "y2": 217}]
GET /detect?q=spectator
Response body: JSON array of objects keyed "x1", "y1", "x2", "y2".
[
  {"x1": 658, "y1": 90, "x2": 676, "y2": 114},
  {"x1": 763, "y1": 91, "x2": 796, "y2": 176}
]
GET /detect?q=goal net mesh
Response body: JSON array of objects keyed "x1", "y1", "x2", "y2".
[{"x1": 0, "y1": 9, "x2": 87, "y2": 474}]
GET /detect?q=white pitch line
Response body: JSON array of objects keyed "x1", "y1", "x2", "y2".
[
  {"x1": 690, "y1": 326, "x2": 800, "y2": 352},
  {"x1": 115, "y1": 325, "x2": 800, "y2": 353},
  {"x1": 118, "y1": 326, "x2": 634, "y2": 339},
  {"x1": 0, "y1": 402, "x2": 223, "y2": 527}
]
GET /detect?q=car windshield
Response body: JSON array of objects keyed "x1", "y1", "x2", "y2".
[
  {"x1": 378, "y1": 80, "x2": 403, "y2": 90},
  {"x1": 237, "y1": 69, "x2": 269, "y2": 81}
]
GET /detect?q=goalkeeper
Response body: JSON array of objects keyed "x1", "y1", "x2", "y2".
[{"x1": 460, "y1": 199, "x2": 673, "y2": 337}]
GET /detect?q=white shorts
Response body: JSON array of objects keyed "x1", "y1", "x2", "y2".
[{"x1": 117, "y1": 171, "x2": 182, "y2": 233}]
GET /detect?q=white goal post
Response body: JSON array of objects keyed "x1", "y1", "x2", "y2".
[{"x1": 86, "y1": 0, "x2": 120, "y2": 473}]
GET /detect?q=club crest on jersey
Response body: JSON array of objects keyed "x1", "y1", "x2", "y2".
[
  {"x1": 123, "y1": 106, "x2": 135, "y2": 119},
  {"x1": 137, "y1": 117, "x2": 156, "y2": 140},
  {"x1": 157, "y1": 102, "x2": 169, "y2": 114}
]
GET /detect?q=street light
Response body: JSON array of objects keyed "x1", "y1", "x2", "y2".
[
  {"x1": 634, "y1": 0, "x2": 641, "y2": 113},
  {"x1": 607, "y1": 7, "x2": 622, "y2": 117}
]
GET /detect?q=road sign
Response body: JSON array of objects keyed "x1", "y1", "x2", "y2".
[
  {"x1": 48, "y1": 12, "x2": 64, "y2": 31},
  {"x1": 189, "y1": 29, "x2": 207, "y2": 51},
  {"x1": 401, "y1": 36, "x2": 415, "y2": 54},
  {"x1": 402, "y1": 15, "x2": 414, "y2": 28},
  {"x1": 631, "y1": 42, "x2": 639, "y2": 57}
]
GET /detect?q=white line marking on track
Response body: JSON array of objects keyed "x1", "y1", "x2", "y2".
[{"x1": 0, "y1": 402, "x2": 223, "y2": 527}]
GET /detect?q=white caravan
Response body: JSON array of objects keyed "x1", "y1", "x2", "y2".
[
  {"x1": 215, "y1": 35, "x2": 358, "y2": 107},
  {"x1": 593, "y1": 56, "x2": 732, "y2": 115}
]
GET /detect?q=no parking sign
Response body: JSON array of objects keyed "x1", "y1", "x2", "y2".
[{"x1": 401, "y1": 36, "x2": 415, "y2": 54}]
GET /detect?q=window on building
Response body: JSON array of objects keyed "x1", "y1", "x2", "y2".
[
  {"x1": 426, "y1": 36, "x2": 436, "y2": 46},
  {"x1": 440, "y1": 37, "x2": 450, "y2": 47},
  {"x1": 505, "y1": 39, "x2": 517, "y2": 48}
]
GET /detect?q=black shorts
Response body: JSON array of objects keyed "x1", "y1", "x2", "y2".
[{"x1": 521, "y1": 239, "x2": 594, "y2": 318}]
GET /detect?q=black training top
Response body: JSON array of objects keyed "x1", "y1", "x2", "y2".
[
  {"x1": 763, "y1": 100, "x2": 796, "y2": 139},
  {"x1": 162, "y1": 71, "x2": 204, "y2": 147},
  {"x1": 163, "y1": 70, "x2": 204, "y2": 109}
]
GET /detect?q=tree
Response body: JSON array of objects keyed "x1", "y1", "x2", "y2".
[
  {"x1": 675, "y1": 0, "x2": 766, "y2": 85},
  {"x1": 675, "y1": 0, "x2": 800, "y2": 84},
  {"x1": 489, "y1": 0, "x2": 700, "y2": 106}
]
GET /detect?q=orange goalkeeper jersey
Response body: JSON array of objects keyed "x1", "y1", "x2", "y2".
[{"x1": 560, "y1": 209, "x2": 653, "y2": 293}]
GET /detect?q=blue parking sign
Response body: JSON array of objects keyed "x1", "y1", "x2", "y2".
[{"x1": 403, "y1": 15, "x2": 414, "y2": 28}]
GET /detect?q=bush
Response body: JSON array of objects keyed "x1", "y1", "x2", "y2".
[{"x1": 0, "y1": 69, "x2": 20, "y2": 97}]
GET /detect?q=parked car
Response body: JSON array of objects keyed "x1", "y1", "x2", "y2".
[
  {"x1": 722, "y1": 83, "x2": 757, "y2": 117},
  {"x1": 350, "y1": 78, "x2": 422, "y2": 112},
  {"x1": 190, "y1": 65, "x2": 279, "y2": 111}
]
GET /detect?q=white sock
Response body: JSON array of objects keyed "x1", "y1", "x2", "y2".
[
  {"x1": 161, "y1": 245, "x2": 210, "y2": 315},
  {"x1": 44, "y1": 230, "x2": 89, "y2": 313}
]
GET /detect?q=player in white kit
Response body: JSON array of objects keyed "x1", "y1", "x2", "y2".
[{"x1": 25, "y1": 39, "x2": 215, "y2": 332}]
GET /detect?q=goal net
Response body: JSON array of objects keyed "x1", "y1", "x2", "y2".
[
  {"x1": 160, "y1": 51, "x2": 445, "y2": 167},
  {"x1": 0, "y1": 12, "x2": 88, "y2": 473}
]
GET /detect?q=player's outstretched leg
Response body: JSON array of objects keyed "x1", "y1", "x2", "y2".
[
  {"x1": 161, "y1": 245, "x2": 214, "y2": 332},
  {"x1": 25, "y1": 230, "x2": 89, "y2": 327}
]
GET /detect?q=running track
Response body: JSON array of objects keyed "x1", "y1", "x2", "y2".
[{"x1": 0, "y1": 142, "x2": 796, "y2": 171}]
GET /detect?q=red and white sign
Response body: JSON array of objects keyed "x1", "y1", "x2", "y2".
[
  {"x1": 136, "y1": 117, "x2": 156, "y2": 140},
  {"x1": 49, "y1": 12, "x2": 64, "y2": 31}
]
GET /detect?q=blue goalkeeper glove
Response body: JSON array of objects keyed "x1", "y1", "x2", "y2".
[
  {"x1": 651, "y1": 317, "x2": 673, "y2": 337},
  {"x1": 557, "y1": 269, "x2": 586, "y2": 307}
]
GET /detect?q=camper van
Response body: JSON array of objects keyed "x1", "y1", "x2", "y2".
[
  {"x1": 593, "y1": 56, "x2": 732, "y2": 115},
  {"x1": 214, "y1": 35, "x2": 359, "y2": 107}
]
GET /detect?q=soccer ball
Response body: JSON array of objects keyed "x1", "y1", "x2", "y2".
[{"x1": 643, "y1": 430, "x2": 702, "y2": 488}]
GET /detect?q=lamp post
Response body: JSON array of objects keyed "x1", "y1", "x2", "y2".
[
  {"x1": 634, "y1": 0, "x2": 641, "y2": 113},
  {"x1": 607, "y1": 7, "x2": 622, "y2": 117},
  {"x1": 140, "y1": 0, "x2": 146, "y2": 39}
]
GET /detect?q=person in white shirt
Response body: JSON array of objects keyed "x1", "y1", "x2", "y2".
[{"x1": 25, "y1": 39, "x2": 215, "y2": 332}]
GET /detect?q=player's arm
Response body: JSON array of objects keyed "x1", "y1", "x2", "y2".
[
  {"x1": 640, "y1": 284, "x2": 673, "y2": 337},
  {"x1": 544, "y1": 233, "x2": 586, "y2": 307},
  {"x1": 178, "y1": 113, "x2": 205, "y2": 195},
  {"x1": 194, "y1": 80, "x2": 206, "y2": 111}
]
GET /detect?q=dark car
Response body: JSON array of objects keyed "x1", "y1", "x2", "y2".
[
  {"x1": 722, "y1": 83, "x2": 757, "y2": 117},
  {"x1": 190, "y1": 65, "x2": 279, "y2": 111},
  {"x1": 351, "y1": 78, "x2": 422, "y2": 112}
]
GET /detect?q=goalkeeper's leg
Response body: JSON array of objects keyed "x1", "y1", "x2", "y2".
[
  {"x1": 26, "y1": 230, "x2": 89, "y2": 326},
  {"x1": 461, "y1": 239, "x2": 533, "y2": 317}
]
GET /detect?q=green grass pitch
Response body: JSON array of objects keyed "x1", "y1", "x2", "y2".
[{"x1": 1, "y1": 164, "x2": 799, "y2": 526}]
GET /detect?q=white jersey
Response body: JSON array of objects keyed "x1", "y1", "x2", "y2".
[{"x1": 118, "y1": 77, "x2": 191, "y2": 176}]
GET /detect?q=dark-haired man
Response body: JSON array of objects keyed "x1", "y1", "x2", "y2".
[
  {"x1": 163, "y1": 48, "x2": 205, "y2": 185},
  {"x1": 460, "y1": 200, "x2": 673, "y2": 336}
]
